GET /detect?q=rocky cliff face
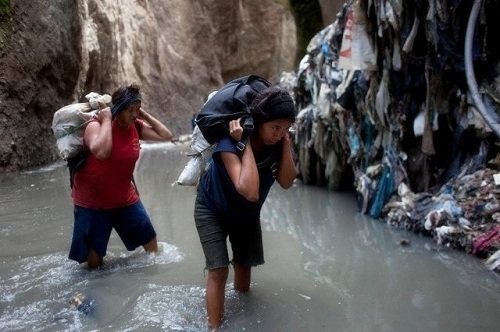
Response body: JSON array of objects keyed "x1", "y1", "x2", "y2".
[
  {"x1": 318, "y1": 0, "x2": 344, "y2": 25},
  {"x1": 0, "y1": 0, "x2": 297, "y2": 171}
]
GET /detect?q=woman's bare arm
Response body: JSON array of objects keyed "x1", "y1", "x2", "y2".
[
  {"x1": 221, "y1": 119, "x2": 260, "y2": 202},
  {"x1": 138, "y1": 108, "x2": 174, "y2": 141},
  {"x1": 85, "y1": 108, "x2": 113, "y2": 160}
]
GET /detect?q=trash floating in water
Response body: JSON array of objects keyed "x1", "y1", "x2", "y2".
[
  {"x1": 398, "y1": 238, "x2": 411, "y2": 246},
  {"x1": 69, "y1": 292, "x2": 95, "y2": 315}
]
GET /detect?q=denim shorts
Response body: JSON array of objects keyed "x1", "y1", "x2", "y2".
[
  {"x1": 194, "y1": 194, "x2": 264, "y2": 270},
  {"x1": 69, "y1": 201, "x2": 157, "y2": 263}
]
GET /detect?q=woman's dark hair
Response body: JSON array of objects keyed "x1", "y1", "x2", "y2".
[
  {"x1": 250, "y1": 87, "x2": 296, "y2": 124},
  {"x1": 111, "y1": 83, "x2": 141, "y2": 118}
]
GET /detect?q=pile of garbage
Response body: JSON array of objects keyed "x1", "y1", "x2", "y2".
[{"x1": 281, "y1": 0, "x2": 500, "y2": 271}]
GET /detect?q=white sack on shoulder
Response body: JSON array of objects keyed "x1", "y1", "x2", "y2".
[
  {"x1": 52, "y1": 103, "x2": 95, "y2": 160},
  {"x1": 52, "y1": 92, "x2": 111, "y2": 160}
]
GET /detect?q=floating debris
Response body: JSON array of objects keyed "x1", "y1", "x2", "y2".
[
  {"x1": 69, "y1": 292, "x2": 95, "y2": 315},
  {"x1": 398, "y1": 238, "x2": 411, "y2": 247}
]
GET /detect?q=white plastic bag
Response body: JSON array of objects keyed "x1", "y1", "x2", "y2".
[
  {"x1": 176, "y1": 91, "x2": 219, "y2": 186},
  {"x1": 175, "y1": 126, "x2": 215, "y2": 186},
  {"x1": 338, "y1": 0, "x2": 377, "y2": 71},
  {"x1": 52, "y1": 93, "x2": 111, "y2": 160}
]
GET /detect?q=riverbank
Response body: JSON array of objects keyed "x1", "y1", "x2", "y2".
[{"x1": 382, "y1": 167, "x2": 500, "y2": 272}]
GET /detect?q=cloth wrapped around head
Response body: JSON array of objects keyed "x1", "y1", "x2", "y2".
[
  {"x1": 250, "y1": 87, "x2": 296, "y2": 124},
  {"x1": 111, "y1": 87, "x2": 142, "y2": 118}
]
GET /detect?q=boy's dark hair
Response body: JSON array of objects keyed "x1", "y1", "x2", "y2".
[{"x1": 250, "y1": 87, "x2": 296, "y2": 124}]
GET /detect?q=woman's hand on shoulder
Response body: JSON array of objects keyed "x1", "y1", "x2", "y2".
[
  {"x1": 281, "y1": 131, "x2": 292, "y2": 145},
  {"x1": 93, "y1": 107, "x2": 112, "y2": 123},
  {"x1": 229, "y1": 118, "x2": 243, "y2": 142},
  {"x1": 138, "y1": 108, "x2": 174, "y2": 141}
]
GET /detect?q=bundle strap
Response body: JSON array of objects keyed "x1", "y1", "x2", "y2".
[{"x1": 236, "y1": 116, "x2": 254, "y2": 152}]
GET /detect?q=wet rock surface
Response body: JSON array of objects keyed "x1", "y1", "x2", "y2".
[{"x1": 0, "y1": 0, "x2": 297, "y2": 171}]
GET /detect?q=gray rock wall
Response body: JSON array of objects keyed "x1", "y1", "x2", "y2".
[
  {"x1": 0, "y1": 0, "x2": 297, "y2": 171},
  {"x1": 0, "y1": 1, "x2": 82, "y2": 171},
  {"x1": 318, "y1": 0, "x2": 345, "y2": 25}
]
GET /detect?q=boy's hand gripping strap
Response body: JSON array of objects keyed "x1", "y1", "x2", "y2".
[{"x1": 236, "y1": 116, "x2": 254, "y2": 152}]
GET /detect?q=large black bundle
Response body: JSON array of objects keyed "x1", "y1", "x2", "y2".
[{"x1": 195, "y1": 75, "x2": 270, "y2": 144}]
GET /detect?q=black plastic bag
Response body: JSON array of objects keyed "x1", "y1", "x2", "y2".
[{"x1": 195, "y1": 75, "x2": 271, "y2": 144}]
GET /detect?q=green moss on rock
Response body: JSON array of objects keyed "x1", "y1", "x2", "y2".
[
  {"x1": 0, "y1": 0, "x2": 10, "y2": 48},
  {"x1": 0, "y1": 0, "x2": 10, "y2": 15}
]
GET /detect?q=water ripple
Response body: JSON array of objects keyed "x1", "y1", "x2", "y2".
[{"x1": 0, "y1": 242, "x2": 184, "y2": 331}]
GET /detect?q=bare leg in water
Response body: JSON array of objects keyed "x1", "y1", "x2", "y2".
[
  {"x1": 234, "y1": 263, "x2": 251, "y2": 292},
  {"x1": 143, "y1": 237, "x2": 158, "y2": 253},
  {"x1": 87, "y1": 237, "x2": 158, "y2": 270},
  {"x1": 205, "y1": 264, "x2": 251, "y2": 329},
  {"x1": 206, "y1": 267, "x2": 229, "y2": 329},
  {"x1": 87, "y1": 249, "x2": 103, "y2": 269}
]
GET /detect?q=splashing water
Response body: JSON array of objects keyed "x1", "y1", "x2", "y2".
[{"x1": 0, "y1": 242, "x2": 184, "y2": 331}]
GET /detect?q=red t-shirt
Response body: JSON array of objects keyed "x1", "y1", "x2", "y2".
[{"x1": 72, "y1": 120, "x2": 143, "y2": 209}]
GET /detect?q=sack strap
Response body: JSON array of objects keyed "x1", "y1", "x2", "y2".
[
  {"x1": 68, "y1": 150, "x2": 90, "y2": 188},
  {"x1": 236, "y1": 116, "x2": 254, "y2": 152}
]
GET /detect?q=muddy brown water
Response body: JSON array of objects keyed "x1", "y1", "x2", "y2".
[{"x1": 1, "y1": 142, "x2": 499, "y2": 331}]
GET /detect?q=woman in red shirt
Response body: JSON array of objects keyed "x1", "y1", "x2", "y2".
[{"x1": 69, "y1": 84, "x2": 174, "y2": 269}]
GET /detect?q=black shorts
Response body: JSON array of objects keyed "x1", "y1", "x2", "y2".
[{"x1": 194, "y1": 194, "x2": 264, "y2": 270}]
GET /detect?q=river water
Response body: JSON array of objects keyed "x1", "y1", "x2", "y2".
[{"x1": 1, "y1": 143, "x2": 499, "y2": 331}]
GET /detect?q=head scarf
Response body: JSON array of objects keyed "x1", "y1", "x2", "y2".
[{"x1": 111, "y1": 89, "x2": 142, "y2": 118}]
